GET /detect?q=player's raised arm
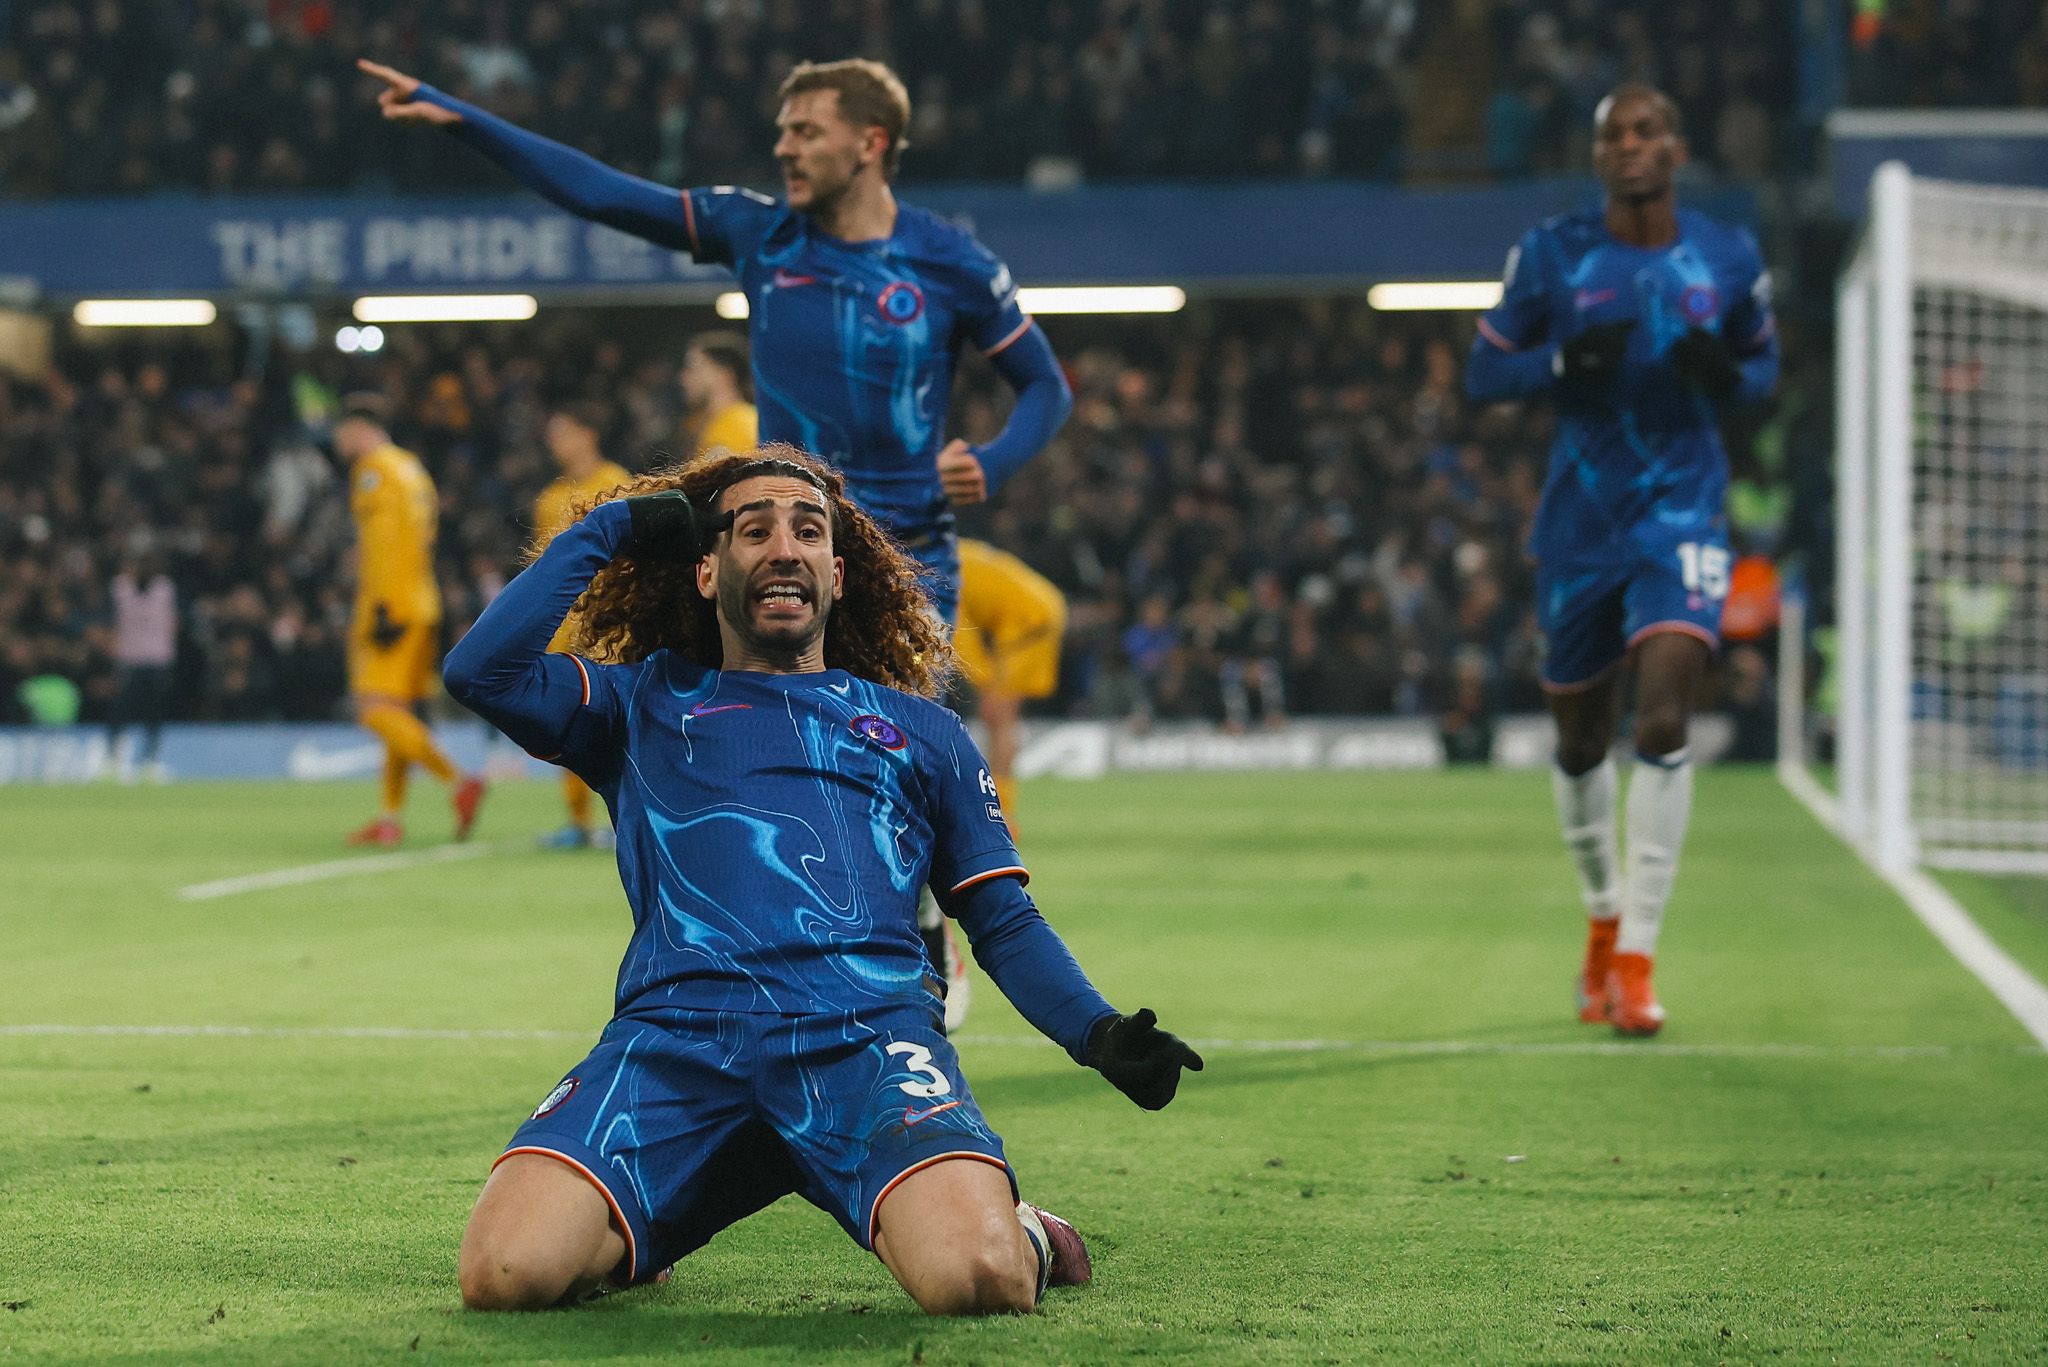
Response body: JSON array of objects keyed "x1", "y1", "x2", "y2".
[
  {"x1": 443, "y1": 494, "x2": 730, "y2": 757},
  {"x1": 357, "y1": 57, "x2": 701, "y2": 254}
]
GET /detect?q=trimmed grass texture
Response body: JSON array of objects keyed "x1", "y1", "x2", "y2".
[{"x1": 3, "y1": 768, "x2": 2045, "y2": 1364}]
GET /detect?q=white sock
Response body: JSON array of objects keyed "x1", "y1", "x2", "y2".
[
  {"x1": 1619, "y1": 748, "x2": 1693, "y2": 956},
  {"x1": 1014, "y1": 1202, "x2": 1051, "y2": 1301},
  {"x1": 1552, "y1": 756, "x2": 1620, "y2": 921}
]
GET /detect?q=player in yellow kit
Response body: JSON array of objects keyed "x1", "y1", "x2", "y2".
[
  {"x1": 954, "y1": 539, "x2": 1068, "y2": 831},
  {"x1": 681, "y1": 331, "x2": 757, "y2": 457},
  {"x1": 532, "y1": 403, "x2": 633, "y2": 850},
  {"x1": 336, "y1": 401, "x2": 486, "y2": 847}
]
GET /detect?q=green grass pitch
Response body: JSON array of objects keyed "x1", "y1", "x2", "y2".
[{"x1": 4, "y1": 768, "x2": 2046, "y2": 1364}]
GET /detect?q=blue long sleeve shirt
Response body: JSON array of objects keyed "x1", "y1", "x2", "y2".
[
  {"x1": 423, "y1": 86, "x2": 1071, "y2": 544},
  {"x1": 1465, "y1": 207, "x2": 1779, "y2": 565},
  {"x1": 444, "y1": 500, "x2": 1114, "y2": 1061}
]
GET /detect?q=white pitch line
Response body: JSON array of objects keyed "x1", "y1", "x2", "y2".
[
  {"x1": 2, "y1": 1023, "x2": 2034, "y2": 1059},
  {"x1": 1780, "y1": 761, "x2": 2048, "y2": 1050},
  {"x1": 175, "y1": 843, "x2": 499, "y2": 902}
]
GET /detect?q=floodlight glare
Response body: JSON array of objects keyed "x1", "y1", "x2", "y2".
[
  {"x1": 1365, "y1": 281, "x2": 1504, "y2": 311},
  {"x1": 73, "y1": 299, "x2": 218, "y2": 327},
  {"x1": 1016, "y1": 286, "x2": 1186, "y2": 314},
  {"x1": 351, "y1": 295, "x2": 539, "y2": 323}
]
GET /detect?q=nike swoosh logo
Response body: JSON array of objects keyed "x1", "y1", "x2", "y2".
[
  {"x1": 687, "y1": 703, "x2": 752, "y2": 717},
  {"x1": 827, "y1": 681, "x2": 851, "y2": 694},
  {"x1": 1574, "y1": 288, "x2": 1617, "y2": 310},
  {"x1": 773, "y1": 269, "x2": 818, "y2": 288},
  {"x1": 901, "y1": 1101, "x2": 961, "y2": 1126}
]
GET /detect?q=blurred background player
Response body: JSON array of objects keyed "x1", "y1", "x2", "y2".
[
  {"x1": 954, "y1": 538, "x2": 1068, "y2": 834},
  {"x1": 1464, "y1": 84, "x2": 1779, "y2": 1037},
  {"x1": 531, "y1": 403, "x2": 632, "y2": 850},
  {"x1": 681, "y1": 331, "x2": 758, "y2": 458},
  {"x1": 335, "y1": 400, "x2": 487, "y2": 847},
  {"x1": 362, "y1": 53, "x2": 1073, "y2": 1022},
  {"x1": 357, "y1": 55, "x2": 1072, "y2": 627}
]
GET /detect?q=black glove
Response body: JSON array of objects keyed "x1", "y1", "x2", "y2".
[
  {"x1": 622, "y1": 491, "x2": 733, "y2": 559},
  {"x1": 1552, "y1": 319, "x2": 1633, "y2": 384},
  {"x1": 368, "y1": 603, "x2": 406, "y2": 650},
  {"x1": 1087, "y1": 1008, "x2": 1203, "y2": 1111},
  {"x1": 1668, "y1": 327, "x2": 1741, "y2": 403}
]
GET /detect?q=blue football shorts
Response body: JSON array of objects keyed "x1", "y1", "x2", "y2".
[
  {"x1": 498, "y1": 1001, "x2": 1012, "y2": 1285},
  {"x1": 1536, "y1": 532, "x2": 1728, "y2": 691},
  {"x1": 905, "y1": 529, "x2": 961, "y2": 627}
]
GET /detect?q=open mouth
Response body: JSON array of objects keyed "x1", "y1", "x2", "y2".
[{"x1": 754, "y1": 579, "x2": 813, "y2": 611}]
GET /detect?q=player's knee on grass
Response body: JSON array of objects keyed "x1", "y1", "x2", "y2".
[
  {"x1": 901, "y1": 1228, "x2": 1038, "y2": 1317},
  {"x1": 458, "y1": 1242, "x2": 578, "y2": 1312},
  {"x1": 458, "y1": 1155, "x2": 625, "y2": 1311},
  {"x1": 875, "y1": 1161, "x2": 1038, "y2": 1316}
]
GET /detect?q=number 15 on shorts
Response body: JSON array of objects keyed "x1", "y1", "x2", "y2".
[{"x1": 1676, "y1": 542, "x2": 1730, "y2": 600}]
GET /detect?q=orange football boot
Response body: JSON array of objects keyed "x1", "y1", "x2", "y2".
[
  {"x1": 346, "y1": 816, "x2": 403, "y2": 847},
  {"x1": 452, "y1": 775, "x2": 488, "y2": 841},
  {"x1": 1606, "y1": 950, "x2": 1666, "y2": 1037},
  {"x1": 1575, "y1": 918, "x2": 1619, "y2": 1023}
]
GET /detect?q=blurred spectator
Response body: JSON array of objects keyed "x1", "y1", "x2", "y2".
[
  {"x1": 5, "y1": 291, "x2": 1809, "y2": 731},
  {"x1": 108, "y1": 548, "x2": 176, "y2": 778}
]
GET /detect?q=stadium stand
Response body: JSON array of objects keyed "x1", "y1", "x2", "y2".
[
  {"x1": 0, "y1": 0, "x2": 1810, "y2": 196},
  {"x1": 0, "y1": 300, "x2": 1815, "y2": 730}
]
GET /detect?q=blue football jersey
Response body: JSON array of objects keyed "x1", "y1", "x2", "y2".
[
  {"x1": 547, "y1": 656, "x2": 1025, "y2": 1018},
  {"x1": 682, "y1": 190, "x2": 1032, "y2": 545},
  {"x1": 1474, "y1": 208, "x2": 1778, "y2": 568}
]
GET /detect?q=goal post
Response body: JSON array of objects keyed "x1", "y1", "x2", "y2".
[{"x1": 1816, "y1": 161, "x2": 2048, "y2": 875}]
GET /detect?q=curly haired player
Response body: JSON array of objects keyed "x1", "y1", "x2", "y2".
[{"x1": 444, "y1": 445, "x2": 1199, "y2": 1313}]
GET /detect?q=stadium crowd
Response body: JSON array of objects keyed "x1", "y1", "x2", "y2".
[
  {"x1": 0, "y1": 301, "x2": 1818, "y2": 734},
  {"x1": 0, "y1": 0, "x2": 1824, "y2": 195}
]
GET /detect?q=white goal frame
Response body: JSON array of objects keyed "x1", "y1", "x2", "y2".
[{"x1": 1818, "y1": 161, "x2": 2048, "y2": 876}]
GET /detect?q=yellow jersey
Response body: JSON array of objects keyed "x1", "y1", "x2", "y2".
[
  {"x1": 350, "y1": 443, "x2": 441, "y2": 626},
  {"x1": 698, "y1": 400, "x2": 759, "y2": 457},
  {"x1": 533, "y1": 460, "x2": 633, "y2": 546},
  {"x1": 957, "y1": 538, "x2": 1065, "y2": 640}
]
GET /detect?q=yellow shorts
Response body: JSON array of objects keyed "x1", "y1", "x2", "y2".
[
  {"x1": 348, "y1": 621, "x2": 441, "y2": 702},
  {"x1": 953, "y1": 611, "x2": 1065, "y2": 699}
]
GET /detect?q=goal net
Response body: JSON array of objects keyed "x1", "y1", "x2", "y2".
[{"x1": 1826, "y1": 163, "x2": 2048, "y2": 874}]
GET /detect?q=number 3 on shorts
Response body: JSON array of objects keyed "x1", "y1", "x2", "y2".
[
  {"x1": 1676, "y1": 542, "x2": 1730, "y2": 600},
  {"x1": 885, "y1": 1041, "x2": 954, "y2": 1099}
]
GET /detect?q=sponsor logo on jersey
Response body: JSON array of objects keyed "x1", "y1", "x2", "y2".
[
  {"x1": 850, "y1": 713, "x2": 908, "y2": 750},
  {"x1": 772, "y1": 269, "x2": 818, "y2": 288},
  {"x1": 1679, "y1": 284, "x2": 1720, "y2": 324},
  {"x1": 986, "y1": 802, "x2": 1007, "y2": 825},
  {"x1": 531, "y1": 1077, "x2": 578, "y2": 1119},
  {"x1": 1573, "y1": 287, "x2": 1617, "y2": 311},
  {"x1": 877, "y1": 281, "x2": 925, "y2": 324},
  {"x1": 687, "y1": 702, "x2": 752, "y2": 717}
]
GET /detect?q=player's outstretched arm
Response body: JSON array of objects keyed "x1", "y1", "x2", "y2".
[
  {"x1": 949, "y1": 874, "x2": 1202, "y2": 1109},
  {"x1": 947, "y1": 325, "x2": 1073, "y2": 502},
  {"x1": 356, "y1": 58, "x2": 696, "y2": 252}
]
